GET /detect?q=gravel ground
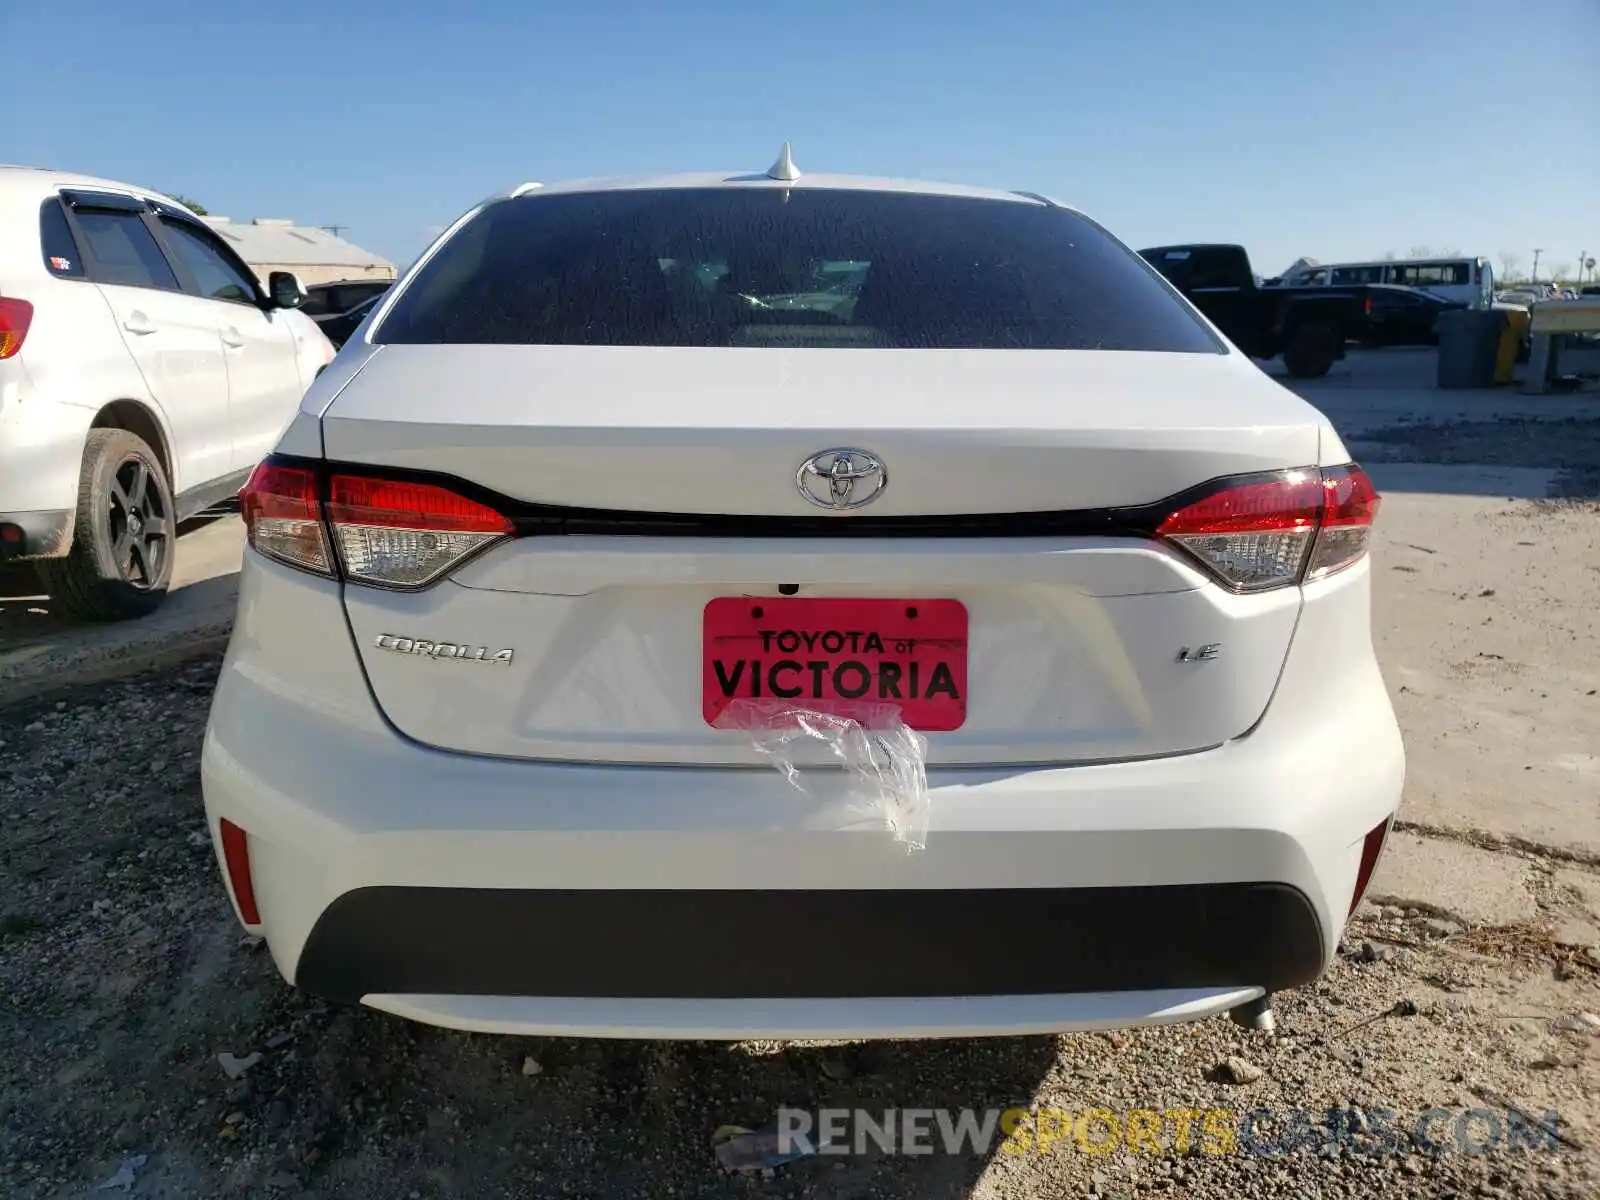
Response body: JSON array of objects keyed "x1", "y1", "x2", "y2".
[
  {"x1": 3, "y1": 656, "x2": 1600, "y2": 1199},
  {"x1": 1347, "y1": 417, "x2": 1600, "y2": 498}
]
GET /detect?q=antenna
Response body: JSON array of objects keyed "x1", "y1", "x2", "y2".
[
  {"x1": 766, "y1": 142, "x2": 801, "y2": 182},
  {"x1": 321, "y1": 224, "x2": 348, "y2": 238}
]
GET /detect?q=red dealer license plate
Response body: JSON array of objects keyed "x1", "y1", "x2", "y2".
[{"x1": 702, "y1": 597, "x2": 969, "y2": 731}]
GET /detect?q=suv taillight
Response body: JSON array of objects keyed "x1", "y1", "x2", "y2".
[
  {"x1": 1155, "y1": 464, "x2": 1380, "y2": 591},
  {"x1": 239, "y1": 459, "x2": 512, "y2": 589},
  {"x1": 0, "y1": 299, "x2": 34, "y2": 360}
]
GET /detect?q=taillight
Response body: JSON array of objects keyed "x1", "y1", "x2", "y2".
[
  {"x1": 327, "y1": 474, "x2": 512, "y2": 588},
  {"x1": 1350, "y1": 816, "x2": 1392, "y2": 915},
  {"x1": 238, "y1": 457, "x2": 512, "y2": 589},
  {"x1": 1157, "y1": 470, "x2": 1323, "y2": 590},
  {"x1": 0, "y1": 298, "x2": 34, "y2": 360},
  {"x1": 1307, "y1": 464, "x2": 1380, "y2": 580},
  {"x1": 218, "y1": 818, "x2": 261, "y2": 925},
  {"x1": 240, "y1": 461, "x2": 331, "y2": 575},
  {"x1": 1156, "y1": 464, "x2": 1380, "y2": 591}
]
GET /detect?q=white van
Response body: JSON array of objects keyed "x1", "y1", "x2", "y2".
[{"x1": 1282, "y1": 257, "x2": 1494, "y2": 309}]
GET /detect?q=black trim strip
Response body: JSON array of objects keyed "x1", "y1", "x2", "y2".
[
  {"x1": 175, "y1": 467, "x2": 252, "y2": 523},
  {"x1": 294, "y1": 883, "x2": 1327, "y2": 1003},
  {"x1": 263, "y1": 452, "x2": 1318, "y2": 543}
]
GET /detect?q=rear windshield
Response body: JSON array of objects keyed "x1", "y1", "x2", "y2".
[{"x1": 375, "y1": 188, "x2": 1222, "y2": 352}]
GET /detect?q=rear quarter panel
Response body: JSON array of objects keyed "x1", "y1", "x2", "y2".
[{"x1": 0, "y1": 268, "x2": 162, "y2": 512}]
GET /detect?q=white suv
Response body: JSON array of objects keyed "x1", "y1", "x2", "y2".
[
  {"x1": 0, "y1": 167, "x2": 334, "y2": 619},
  {"x1": 203, "y1": 159, "x2": 1405, "y2": 1040}
]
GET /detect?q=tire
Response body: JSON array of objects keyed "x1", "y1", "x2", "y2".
[
  {"x1": 37, "y1": 429, "x2": 176, "y2": 621},
  {"x1": 1283, "y1": 322, "x2": 1340, "y2": 378}
]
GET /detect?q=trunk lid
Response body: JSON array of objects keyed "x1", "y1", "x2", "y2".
[
  {"x1": 321, "y1": 346, "x2": 1323, "y2": 514},
  {"x1": 327, "y1": 345, "x2": 1318, "y2": 767}
]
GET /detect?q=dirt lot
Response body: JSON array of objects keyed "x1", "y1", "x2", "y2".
[{"x1": 3, "y1": 350, "x2": 1600, "y2": 1199}]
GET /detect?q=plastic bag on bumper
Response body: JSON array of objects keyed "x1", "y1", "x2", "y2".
[{"x1": 714, "y1": 698, "x2": 930, "y2": 852}]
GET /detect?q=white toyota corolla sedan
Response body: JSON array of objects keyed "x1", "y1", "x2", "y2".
[{"x1": 202, "y1": 150, "x2": 1404, "y2": 1040}]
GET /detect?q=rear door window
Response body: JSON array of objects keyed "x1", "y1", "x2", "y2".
[
  {"x1": 376, "y1": 189, "x2": 1223, "y2": 352},
  {"x1": 74, "y1": 209, "x2": 181, "y2": 291}
]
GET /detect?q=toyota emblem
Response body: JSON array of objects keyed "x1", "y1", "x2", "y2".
[{"x1": 795, "y1": 449, "x2": 888, "y2": 511}]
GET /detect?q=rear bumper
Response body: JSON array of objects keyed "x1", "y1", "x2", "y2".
[
  {"x1": 297, "y1": 882, "x2": 1324, "y2": 1004},
  {"x1": 0, "y1": 372, "x2": 93, "y2": 519},
  {"x1": 0, "y1": 508, "x2": 73, "y2": 560},
  {"x1": 202, "y1": 553, "x2": 1405, "y2": 1038}
]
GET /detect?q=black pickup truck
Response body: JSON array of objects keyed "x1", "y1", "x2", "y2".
[{"x1": 1138, "y1": 243, "x2": 1379, "y2": 378}]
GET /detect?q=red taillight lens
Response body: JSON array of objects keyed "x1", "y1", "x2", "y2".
[
  {"x1": 218, "y1": 818, "x2": 261, "y2": 925},
  {"x1": 1156, "y1": 464, "x2": 1380, "y2": 591},
  {"x1": 238, "y1": 459, "x2": 513, "y2": 588},
  {"x1": 1306, "y1": 464, "x2": 1381, "y2": 581},
  {"x1": 327, "y1": 474, "x2": 512, "y2": 588},
  {"x1": 0, "y1": 298, "x2": 34, "y2": 360},
  {"x1": 1157, "y1": 470, "x2": 1324, "y2": 590},
  {"x1": 239, "y1": 460, "x2": 332, "y2": 575},
  {"x1": 1350, "y1": 816, "x2": 1392, "y2": 915},
  {"x1": 327, "y1": 475, "x2": 513, "y2": 534}
]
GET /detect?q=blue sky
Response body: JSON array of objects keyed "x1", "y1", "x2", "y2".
[{"x1": 4, "y1": 0, "x2": 1596, "y2": 279}]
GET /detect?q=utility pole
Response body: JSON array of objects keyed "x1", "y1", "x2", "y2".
[{"x1": 1531, "y1": 248, "x2": 1543, "y2": 283}]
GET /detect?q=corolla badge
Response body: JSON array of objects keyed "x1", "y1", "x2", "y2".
[
  {"x1": 796, "y1": 448, "x2": 888, "y2": 510},
  {"x1": 374, "y1": 633, "x2": 513, "y2": 665}
]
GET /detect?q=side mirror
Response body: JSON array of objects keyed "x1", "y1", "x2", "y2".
[{"x1": 268, "y1": 271, "x2": 308, "y2": 310}]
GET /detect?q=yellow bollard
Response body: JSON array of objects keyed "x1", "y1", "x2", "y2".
[{"x1": 1496, "y1": 308, "x2": 1530, "y2": 384}]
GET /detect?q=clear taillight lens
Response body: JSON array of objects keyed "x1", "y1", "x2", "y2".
[
  {"x1": 238, "y1": 459, "x2": 513, "y2": 589},
  {"x1": 1156, "y1": 465, "x2": 1380, "y2": 591},
  {"x1": 1156, "y1": 471, "x2": 1323, "y2": 591},
  {"x1": 327, "y1": 474, "x2": 512, "y2": 588},
  {"x1": 239, "y1": 461, "x2": 332, "y2": 574}
]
